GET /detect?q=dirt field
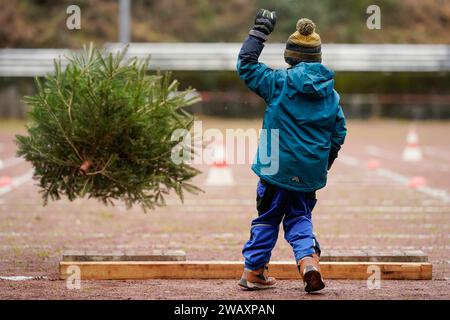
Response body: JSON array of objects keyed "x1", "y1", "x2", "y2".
[{"x1": 0, "y1": 118, "x2": 449, "y2": 300}]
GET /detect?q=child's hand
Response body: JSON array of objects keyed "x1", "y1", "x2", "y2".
[{"x1": 253, "y1": 9, "x2": 277, "y2": 36}]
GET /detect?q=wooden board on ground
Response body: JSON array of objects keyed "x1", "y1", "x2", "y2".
[
  {"x1": 320, "y1": 249, "x2": 428, "y2": 262},
  {"x1": 62, "y1": 250, "x2": 186, "y2": 262},
  {"x1": 59, "y1": 261, "x2": 432, "y2": 280}
]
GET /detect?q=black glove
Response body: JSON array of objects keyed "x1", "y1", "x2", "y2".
[{"x1": 249, "y1": 9, "x2": 277, "y2": 41}]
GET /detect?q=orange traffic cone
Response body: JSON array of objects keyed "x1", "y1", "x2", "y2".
[
  {"x1": 402, "y1": 127, "x2": 423, "y2": 162},
  {"x1": 367, "y1": 158, "x2": 381, "y2": 170},
  {"x1": 0, "y1": 176, "x2": 12, "y2": 187},
  {"x1": 408, "y1": 176, "x2": 427, "y2": 188},
  {"x1": 205, "y1": 142, "x2": 234, "y2": 186}
]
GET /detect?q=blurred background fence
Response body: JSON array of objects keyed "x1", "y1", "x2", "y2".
[
  {"x1": 2, "y1": 44, "x2": 450, "y2": 75},
  {"x1": 1, "y1": 43, "x2": 450, "y2": 119}
]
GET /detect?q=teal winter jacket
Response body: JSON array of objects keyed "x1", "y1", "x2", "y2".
[{"x1": 237, "y1": 35, "x2": 347, "y2": 192}]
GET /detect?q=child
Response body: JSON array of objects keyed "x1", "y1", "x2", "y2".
[{"x1": 236, "y1": 9, "x2": 347, "y2": 292}]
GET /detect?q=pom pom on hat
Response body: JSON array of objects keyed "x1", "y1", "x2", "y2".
[{"x1": 296, "y1": 18, "x2": 315, "y2": 36}]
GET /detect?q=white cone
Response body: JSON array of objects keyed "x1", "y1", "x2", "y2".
[
  {"x1": 205, "y1": 143, "x2": 234, "y2": 186},
  {"x1": 205, "y1": 166, "x2": 234, "y2": 186},
  {"x1": 402, "y1": 128, "x2": 422, "y2": 162}
]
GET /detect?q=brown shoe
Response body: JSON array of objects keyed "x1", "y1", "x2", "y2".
[
  {"x1": 298, "y1": 253, "x2": 325, "y2": 293},
  {"x1": 238, "y1": 264, "x2": 276, "y2": 290}
]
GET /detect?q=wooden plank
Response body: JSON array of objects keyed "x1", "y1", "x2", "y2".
[
  {"x1": 59, "y1": 261, "x2": 432, "y2": 281},
  {"x1": 62, "y1": 250, "x2": 186, "y2": 262},
  {"x1": 320, "y1": 250, "x2": 428, "y2": 262}
]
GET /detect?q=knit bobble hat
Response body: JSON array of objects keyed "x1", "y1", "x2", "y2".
[{"x1": 284, "y1": 18, "x2": 322, "y2": 65}]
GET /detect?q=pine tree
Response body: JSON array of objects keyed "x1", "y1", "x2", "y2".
[{"x1": 16, "y1": 44, "x2": 201, "y2": 212}]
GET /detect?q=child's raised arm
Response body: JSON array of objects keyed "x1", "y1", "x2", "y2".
[{"x1": 236, "y1": 9, "x2": 280, "y2": 102}]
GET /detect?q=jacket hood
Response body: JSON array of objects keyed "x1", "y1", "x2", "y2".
[{"x1": 287, "y1": 62, "x2": 335, "y2": 99}]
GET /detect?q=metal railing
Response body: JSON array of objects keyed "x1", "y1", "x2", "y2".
[{"x1": 1, "y1": 43, "x2": 449, "y2": 77}]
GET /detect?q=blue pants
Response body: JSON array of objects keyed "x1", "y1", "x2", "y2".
[{"x1": 242, "y1": 179, "x2": 321, "y2": 270}]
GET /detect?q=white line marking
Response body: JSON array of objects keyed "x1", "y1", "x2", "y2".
[
  {"x1": 339, "y1": 154, "x2": 450, "y2": 203},
  {"x1": 6, "y1": 244, "x2": 448, "y2": 250},
  {"x1": 0, "y1": 276, "x2": 48, "y2": 281},
  {"x1": 364, "y1": 145, "x2": 449, "y2": 171},
  {"x1": 320, "y1": 206, "x2": 450, "y2": 213},
  {"x1": 377, "y1": 168, "x2": 450, "y2": 203},
  {"x1": 338, "y1": 154, "x2": 361, "y2": 166},
  {"x1": 0, "y1": 157, "x2": 25, "y2": 171},
  {"x1": 0, "y1": 169, "x2": 34, "y2": 197},
  {"x1": 377, "y1": 168, "x2": 409, "y2": 184},
  {"x1": 319, "y1": 234, "x2": 449, "y2": 239},
  {"x1": 423, "y1": 146, "x2": 450, "y2": 160},
  {"x1": 316, "y1": 214, "x2": 448, "y2": 221},
  {"x1": 164, "y1": 199, "x2": 255, "y2": 206},
  {"x1": 365, "y1": 145, "x2": 383, "y2": 157}
]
